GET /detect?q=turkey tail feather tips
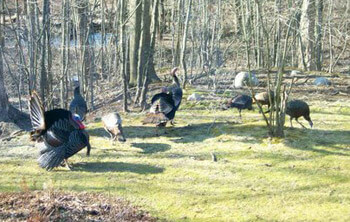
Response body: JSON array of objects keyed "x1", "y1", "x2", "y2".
[
  {"x1": 29, "y1": 91, "x2": 46, "y2": 132},
  {"x1": 38, "y1": 146, "x2": 66, "y2": 171}
]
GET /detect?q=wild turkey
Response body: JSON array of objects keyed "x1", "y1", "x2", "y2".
[
  {"x1": 222, "y1": 94, "x2": 253, "y2": 118},
  {"x1": 69, "y1": 85, "x2": 88, "y2": 121},
  {"x1": 142, "y1": 68, "x2": 183, "y2": 127},
  {"x1": 167, "y1": 67, "x2": 183, "y2": 111},
  {"x1": 286, "y1": 100, "x2": 313, "y2": 128},
  {"x1": 253, "y1": 91, "x2": 274, "y2": 113},
  {"x1": 29, "y1": 91, "x2": 91, "y2": 171},
  {"x1": 102, "y1": 112, "x2": 126, "y2": 142}
]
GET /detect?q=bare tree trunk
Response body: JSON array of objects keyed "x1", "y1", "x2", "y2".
[
  {"x1": 120, "y1": 0, "x2": 128, "y2": 112},
  {"x1": 315, "y1": 0, "x2": 323, "y2": 71},
  {"x1": 328, "y1": 0, "x2": 334, "y2": 73},
  {"x1": 180, "y1": 0, "x2": 192, "y2": 89},
  {"x1": 60, "y1": 0, "x2": 69, "y2": 109},
  {"x1": 0, "y1": 4, "x2": 9, "y2": 119},
  {"x1": 100, "y1": 0, "x2": 106, "y2": 81},
  {"x1": 171, "y1": 0, "x2": 176, "y2": 67},
  {"x1": 233, "y1": 0, "x2": 242, "y2": 34},
  {"x1": 129, "y1": 0, "x2": 142, "y2": 86},
  {"x1": 135, "y1": 0, "x2": 151, "y2": 104},
  {"x1": 74, "y1": 0, "x2": 89, "y2": 88},
  {"x1": 74, "y1": 0, "x2": 93, "y2": 110},
  {"x1": 27, "y1": 0, "x2": 37, "y2": 91},
  {"x1": 274, "y1": 0, "x2": 282, "y2": 67},
  {"x1": 140, "y1": 0, "x2": 160, "y2": 110},
  {"x1": 174, "y1": 0, "x2": 183, "y2": 67},
  {"x1": 299, "y1": 0, "x2": 316, "y2": 71},
  {"x1": 0, "y1": 5, "x2": 29, "y2": 127},
  {"x1": 40, "y1": 0, "x2": 50, "y2": 105}
]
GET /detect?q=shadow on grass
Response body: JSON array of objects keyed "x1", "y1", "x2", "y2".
[
  {"x1": 88, "y1": 127, "x2": 108, "y2": 137},
  {"x1": 88, "y1": 121, "x2": 350, "y2": 157},
  {"x1": 73, "y1": 161, "x2": 164, "y2": 174},
  {"x1": 131, "y1": 143, "x2": 171, "y2": 154},
  {"x1": 88, "y1": 122, "x2": 266, "y2": 144},
  {"x1": 283, "y1": 127, "x2": 350, "y2": 156}
]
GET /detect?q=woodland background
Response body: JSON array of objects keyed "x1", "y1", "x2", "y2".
[{"x1": 0, "y1": 0, "x2": 349, "y2": 120}]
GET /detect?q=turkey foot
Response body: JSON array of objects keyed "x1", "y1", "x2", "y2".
[{"x1": 63, "y1": 159, "x2": 73, "y2": 170}]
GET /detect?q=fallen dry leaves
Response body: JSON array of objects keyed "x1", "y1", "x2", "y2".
[{"x1": 0, "y1": 190, "x2": 157, "y2": 222}]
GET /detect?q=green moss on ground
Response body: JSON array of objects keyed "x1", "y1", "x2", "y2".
[{"x1": 1, "y1": 93, "x2": 350, "y2": 221}]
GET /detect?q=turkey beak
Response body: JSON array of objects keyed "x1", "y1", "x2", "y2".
[
  {"x1": 309, "y1": 121, "x2": 313, "y2": 128},
  {"x1": 117, "y1": 124, "x2": 126, "y2": 142}
]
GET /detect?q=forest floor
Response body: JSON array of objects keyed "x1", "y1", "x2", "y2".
[{"x1": 1, "y1": 75, "x2": 350, "y2": 221}]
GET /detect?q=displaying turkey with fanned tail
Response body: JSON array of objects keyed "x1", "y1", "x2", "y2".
[
  {"x1": 142, "y1": 67, "x2": 183, "y2": 127},
  {"x1": 286, "y1": 99, "x2": 313, "y2": 128},
  {"x1": 69, "y1": 85, "x2": 88, "y2": 121},
  {"x1": 222, "y1": 94, "x2": 253, "y2": 118},
  {"x1": 29, "y1": 91, "x2": 91, "y2": 171}
]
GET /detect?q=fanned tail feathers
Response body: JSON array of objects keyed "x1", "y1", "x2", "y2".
[{"x1": 29, "y1": 91, "x2": 45, "y2": 141}]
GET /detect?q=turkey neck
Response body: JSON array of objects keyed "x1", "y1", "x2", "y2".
[
  {"x1": 172, "y1": 75, "x2": 180, "y2": 87},
  {"x1": 74, "y1": 86, "x2": 81, "y2": 97}
]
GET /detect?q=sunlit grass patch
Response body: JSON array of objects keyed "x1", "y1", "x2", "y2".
[{"x1": 0, "y1": 93, "x2": 350, "y2": 221}]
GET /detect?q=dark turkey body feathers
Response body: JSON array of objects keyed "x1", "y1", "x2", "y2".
[
  {"x1": 143, "y1": 68, "x2": 182, "y2": 127},
  {"x1": 286, "y1": 100, "x2": 313, "y2": 128},
  {"x1": 223, "y1": 95, "x2": 253, "y2": 118},
  {"x1": 169, "y1": 86, "x2": 183, "y2": 109},
  {"x1": 230, "y1": 95, "x2": 253, "y2": 110},
  {"x1": 143, "y1": 92, "x2": 176, "y2": 126},
  {"x1": 39, "y1": 129, "x2": 90, "y2": 170}
]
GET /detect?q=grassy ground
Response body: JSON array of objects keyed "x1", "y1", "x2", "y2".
[{"x1": 1, "y1": 89, "x2": 350, "y2": 221}]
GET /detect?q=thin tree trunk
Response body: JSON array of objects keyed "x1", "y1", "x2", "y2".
[
  {"x1": 140, "y1": 0, "x2": 160, "y2": 110},
  {"x1": 60, "y1": 0, "x2": 68, "y2": 108},
  {"x1": 129, "y1": 0, "x2": 142, "y2": 86},
  {"x1": 40, "y1": 0, "x2": 50, "y2": 105},
  {"x1": 299, "y1": 0, "x2": 316, "y2": 71},
  {"x1": 174, "y1": 0, "x2": 183, "y2": 67},
  {"x1": 328, "y1": 0, "x2": 334, "y2": 73},
  {"x1": 135, "y1": 0, "x2": 151, "y2": 104},
  {"x1": 181, "y1": 0, "x2": 192, "y2": 89},
  {"x1": 315, "y1": 0, "x2": 323, "y2": 71},
  {"x1": 120, "y1": 0, "x2": 128, "y2": 112},
  {"x1": 27, "y1": 0, "x2": 37, "y2": 91},
  {"x1": 0, "y1": 1, "x2": 9, "y2": 118}
]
